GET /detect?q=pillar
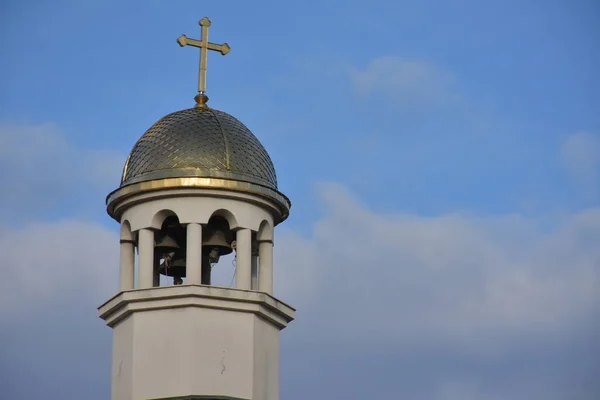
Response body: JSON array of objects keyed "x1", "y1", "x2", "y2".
[
  {"x1": 186, "y1": 223, "x2": 203, "y2": 285},
  {"x1": 235, "y1": 228, "x2": 252, "y2": 290},
  {"x1": 258, "y1": 240, "x2": 273, "y2": 295},
  {"x1": 119, "y1": 239, "x2": 135, "y2": 291},
  {"x1": 138, "y1": 228, "x2": 154, "y2": 289}
]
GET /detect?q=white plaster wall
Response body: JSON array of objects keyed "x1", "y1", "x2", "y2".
[
  {"x1": 252, "y1": 316, "x2": 281, "y2": 400},
  {"x1": 101, "y1": 286, "x2": 295, "y2": 400},
  {"x1": 111, "y1": 316, "x2": 134, "y2": 400},
  {"x1": 129, "y1": 307, "x2": 255, "y2": 400}
]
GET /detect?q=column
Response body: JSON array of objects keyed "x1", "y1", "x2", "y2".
[
  {"x1": 137, "y1": 228, "x2": 154, "y2": 289},
  {"x1": 251, "y1": 247, "x2": 259, "y2": 290},
  {"x1": 258, "y1": 240, "x2": 273, "y2": 295},
  {"x1": 186, "y1": 223, "x2": 203, "y2": 285},
  {"x1": 119, "y1": 239, "x2": 135, "y2": 291},
  {"x1": 235, "y1": 228, "x2": 252, "y2": 290}
]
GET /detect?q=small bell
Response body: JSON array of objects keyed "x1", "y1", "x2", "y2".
[
  {"x1": 158, "y1": 251, "x2": 186, "y2": 279},
  {"x1": 202, "y1": 218, "x2": 233, "y2": 262},
  {"x1": 155, "y1": 232, "x2": 180, "y2": 253}
]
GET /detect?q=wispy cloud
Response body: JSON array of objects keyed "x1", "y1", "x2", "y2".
[
  {"x1": 2, "y1": 182, "x2": 598, "y2": 399},
  {"x1": 0, "y1": 220, "x2": 118, "y2": 319},
  {"x1": 560, "y1": 131, "x2": 600, "y2": 201},
  {"x1": 348, "y1": 56, "x2": 459, "y2": 108},
  {"x1": 0, "y1": 123, "x2": 125, "y2": 222},
  {"x1": 277, "y1": 183, "x2": 600, "y2": 346}
]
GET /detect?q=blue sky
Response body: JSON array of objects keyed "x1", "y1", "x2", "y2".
[{"x1": 1, "y1": 1, "x2": 599, "y2": 399}]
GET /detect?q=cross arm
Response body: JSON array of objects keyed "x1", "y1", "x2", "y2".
[{"x1": 177, "y1": 35, "x2": 231, "y2": 55}]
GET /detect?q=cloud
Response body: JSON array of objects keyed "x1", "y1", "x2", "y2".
[
  {"x1": 348, "y1": 56, "x2": 459, "y2": 107},
  {"x1": 0, "y1": 123, "x2": 124, "y2": 221},
  {"x1": 276, "y1": 183, "x2": 600, "y2": 347},
  {"x1": 1, "y1": 182, "x2": 598, "y2": 399},
  {"x1": 0, "y1": 219, "x2": 118, "y2": 319},
  {"x1": 0, "y1": 219, "x2": 116, "y2": 400},
  {"x1": 0, "y1": 122, "x2": 122, "y2": 317},
  {"x1": 561, "y1": 131, "x2": 600, "y2": 200},
  {"x1": 275, "y1": 183, "x2": 599, "y2": 399}
]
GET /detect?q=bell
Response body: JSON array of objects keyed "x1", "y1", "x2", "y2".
[
  {"x1": 155, "y1": 232, "x2": 180, "y2": 253},
  {"x1": 158, "y1": 251, "x2": 186, "y2": 278},
  {"x1": 207, "y1": 247, "x2": 221, "y2": 264},
  {"x1": 202, "y1": 218, "x2": 233, "y2": 261}
]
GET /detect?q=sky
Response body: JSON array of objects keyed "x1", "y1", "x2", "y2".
[{"x1": 1, "y1": 0, "x2": 599, "y2": 399}]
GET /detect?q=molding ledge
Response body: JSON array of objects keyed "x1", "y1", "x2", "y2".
[
  {"x1": 148, "y1": 396, "x2": 249, "y2": 400},
  {"x1": 98, "y1": 285, "x2": 295, "y2": 329}
]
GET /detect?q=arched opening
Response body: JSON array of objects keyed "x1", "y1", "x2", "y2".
[
  {"x1": 209, "y1": 208, "x2": 239, "y2": 230},
  {"x1": 151, "y1": 209, "x2": 178, "y2": 230},
  {"x1": 120, "y1": 220, "x2": 133, "y2": 241},
  {"x1": 202, "y1": 215, "x2": 236, "y2": 287},
  {"x1": 150, "y1": 212, "x2": 239, "y2": 288},
  {"x1": 155, "y1": 215, "x2": 186, "y2": 286},
  {"x1": 257, "y1": 220, "x2": 273, "y2": 242}
]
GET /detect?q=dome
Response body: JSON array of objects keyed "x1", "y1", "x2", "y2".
[
  {"x1": 120, "y1": 107, "x2": 278, "y2": 190},
  {"x1": 107, "y1": 107, "x2": 290, "y2": 223}
]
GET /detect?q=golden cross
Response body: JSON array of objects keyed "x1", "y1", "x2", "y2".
[{"x1": 177, "y1": 17, "x2": 231, "y2": 108}]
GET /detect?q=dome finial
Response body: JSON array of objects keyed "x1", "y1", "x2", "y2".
[
  {"x1": 194, "y1": 93, "x2": 209, "y2": 109},
  {"x1": 177, "y1": 17, "x2": 231, "y2": 109}
]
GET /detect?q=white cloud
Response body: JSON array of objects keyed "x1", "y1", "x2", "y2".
[
  {"x1": 0, "y1": 123, "x2": 123, "y2": 317},
  {"x1": 0, "y1": 220, "x2": 118, "y2": 319},
  {"x1": 348, "y1": 56, "x2": 458, "y2": 107},
  {"x1": 561, "y1": 131, "x2": 600, "y2": 200},
  {"x1": 275, "y1": 183, "x2": 600, "y2": 348},
  {"x1": 2, "y1": 176, "x2": 596, "y2": 353},
  {"x1": 0, "y1": 123, "x2": 124, "y2": 217},
  {"x1": 0, "y1": 181, "x2": 597, "y2": 399}
]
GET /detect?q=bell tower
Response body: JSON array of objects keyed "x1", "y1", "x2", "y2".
[{"x1": 98, "y1": 17, "x2": 294, "y2": 400}]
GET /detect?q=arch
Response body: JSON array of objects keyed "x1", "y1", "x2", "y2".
[
  {"x1": 150, "y1": 209, "x2": 179, "y2": 230},
  {"x1": 120, "y1": 220, "x2": 133, "y2": 241},
  {"x1": 209, "y1": 208, "x2": 239, "y2": 230},
  {"x1": 257, "y1": 219, "x2": 273, "y2": 242}
]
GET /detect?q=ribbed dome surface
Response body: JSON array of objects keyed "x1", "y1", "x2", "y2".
[{"x1": 120, "y1": 108, "x2": 278, "y2": 190}]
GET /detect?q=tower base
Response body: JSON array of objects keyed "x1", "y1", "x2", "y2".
[{"x1": 98, "y1": 285, "x2": 295, "y2": 400}]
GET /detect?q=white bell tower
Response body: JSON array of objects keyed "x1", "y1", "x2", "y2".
[{"x1": 98, "y1": 17, "x2": 294, "y2": 400}]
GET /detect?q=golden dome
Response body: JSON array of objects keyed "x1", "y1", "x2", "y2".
[{"x1": 106, "y1": 107, "x2": 290, "y2": 222}]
